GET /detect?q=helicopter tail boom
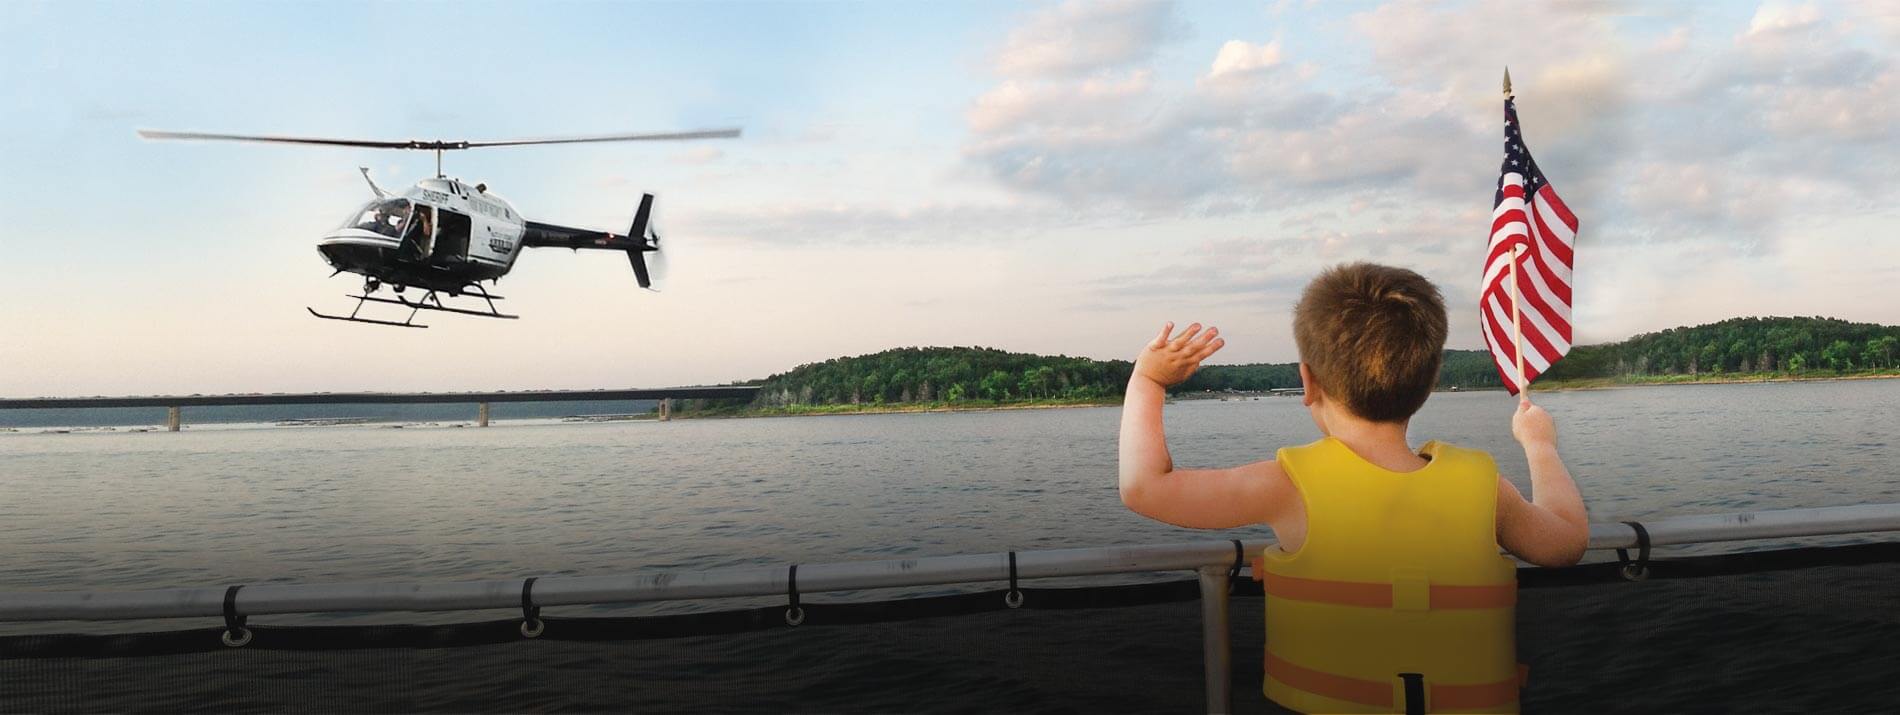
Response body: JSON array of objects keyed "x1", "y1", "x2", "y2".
[{"x1": 521, "y1": 193, "x2": 662, "y2": 289}]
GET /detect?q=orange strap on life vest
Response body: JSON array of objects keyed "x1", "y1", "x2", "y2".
[
  {"x1": 1258, "y1": 571, "x2": 1516, "y2": 609},
  {"x1": 1266, "y1": 652, "x2": 1521, "y2": 710}
]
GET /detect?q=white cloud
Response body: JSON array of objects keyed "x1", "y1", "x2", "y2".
[
  {"x1": 1206, "y1": 40, "x2": 1282, "y2": 80},
  {"x1": 1758, "y1": 68, "x2": 1900, "y2": 141},
  {"x1": 1841, "y1": 0, "x2": 1900, "y2": 42},
  {"x1": 1350, "y1": 0, "x2": 1630, "y2": 101},
  {"x1": 1744, "y1": 2, "x2": 1823, "y2": 38},
  {"x1": 991, "y1": 0, "x2": 1180, "y2": 78},
  {"x1": 967, "y1": 73, "x2": 1156, "y2": 136}
]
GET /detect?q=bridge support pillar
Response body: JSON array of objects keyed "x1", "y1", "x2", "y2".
[
  {"x1": 165, "y1": 406, "x2": 181, "y2": 432},
  {"x1": 659, "y1": 398, "x2": 671, "y2": 422},
  {"x1": 477, "y1": 402, "x2": 490, "y2": 428}
]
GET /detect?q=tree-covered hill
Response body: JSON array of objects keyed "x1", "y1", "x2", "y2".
[
  {"x1": 749, "y1": 347, "x2": 1132, "y2": 407},
  {"x1": 1182, "y1": 350, "x2": 1503, "y2": 393},
  {"x1": 1541, "y1": 316, "x2": 1900, "y2": 380},
  {"x1": 747, "y1": 347, "x2": 1502, "y2": 408},
  {"x1": 736, "y1": 316, "x2": 1898, "y2": 410}
]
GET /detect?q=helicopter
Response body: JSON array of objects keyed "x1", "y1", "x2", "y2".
[{"x1": 137, "y1": 127, "x2": 741, "y2": 328}]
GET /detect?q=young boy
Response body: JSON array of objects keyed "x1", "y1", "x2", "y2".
[{"x1": 1118, "y1": 262, "x2": 1588, "y2": 714}]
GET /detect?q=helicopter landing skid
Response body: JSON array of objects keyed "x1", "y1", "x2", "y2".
[
  {"x1": 306, "y1": 306, "x2": 429, "y2": 328},
  {"x1": 307, "y1": 286, "x2": 517, "y2": 328}
]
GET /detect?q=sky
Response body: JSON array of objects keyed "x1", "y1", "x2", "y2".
[{"x1": 1, "y1": 0, "x2": 1897, "y2": 396}]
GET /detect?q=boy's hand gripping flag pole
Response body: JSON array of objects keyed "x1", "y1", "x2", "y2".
[{"x1": 1482, "y1": 68, "x2": 1579, "y2": 399}]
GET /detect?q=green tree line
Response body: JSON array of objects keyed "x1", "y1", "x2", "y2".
[
  {"x1": 1181, "y1": 350, "x2": 1504, "y2": 392},
  {"x1": 1540, "y1": 316, "x2": 1900, "y2": 380},
  {"x1": 739, "y1": 316, "x2": 1898, "y2": 410},
  {"x1": 748, "y1": 347, "x2": 1505, "y2": 408},
  {"x1": 749, "y1": 347, "x2": 1134, "y2": 407}
]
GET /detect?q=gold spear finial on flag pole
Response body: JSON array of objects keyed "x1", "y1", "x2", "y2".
[{"x1": 1502, "y1": 67, "x2": 1513, "y2": 98}]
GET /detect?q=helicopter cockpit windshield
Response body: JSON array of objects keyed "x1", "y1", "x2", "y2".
[{"x1": 343, "y1": 198, "x2": 413, "y2": 239}]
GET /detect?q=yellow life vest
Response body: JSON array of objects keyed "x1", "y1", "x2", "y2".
[{"x1": 1257, "y1": 437, "x2": 1521, "y2": 714}]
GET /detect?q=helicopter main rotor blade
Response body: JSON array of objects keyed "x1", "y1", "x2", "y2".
[
  {"x1": 463, "y1": 128, "x2": 742, "y2": 148},
  {"x1": 136, "y1": 130, "x2": 421, "y2": 149},
  {"x1": 137, "y1": 127, "x2": 742, "y2": 150}
]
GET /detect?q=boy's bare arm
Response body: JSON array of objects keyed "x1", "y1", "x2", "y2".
[
  {"x1": 1119, "y1": 322, "x2": 1294, "y2": 529},
  {"x1": 1496, "y1": 400, "x2": 1590, "y2": 566}
]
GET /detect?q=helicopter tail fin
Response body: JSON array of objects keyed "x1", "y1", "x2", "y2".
[
  {"x1": 626, "y1": 194, "x2": 657, "y2": 289},
  {"x1": 628, "y1": 248, "x2": 652, "y2": 289}
]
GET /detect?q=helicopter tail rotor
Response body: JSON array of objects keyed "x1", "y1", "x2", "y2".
[{"x1": 647, "y1": 232, "x2": 668, "y2": 287}]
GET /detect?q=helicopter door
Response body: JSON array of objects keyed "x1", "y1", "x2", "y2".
[{"x1": 431, "y1": 209, "x2": 471, "y2": 264}]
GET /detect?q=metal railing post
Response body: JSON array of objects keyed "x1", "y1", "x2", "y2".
[{"x1": 1198, "y1": 565, "x2": 1233, "y2": 715}]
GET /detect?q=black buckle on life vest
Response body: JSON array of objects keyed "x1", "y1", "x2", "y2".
[
  {"x1": 220, "y1": 585, "x2": 251, "y2": 647},
  {"x1": 1005, "y1": 552, "x2": 1024, "y2": 608},
  {"x1": 785, "y1": 564, "x2": 805, "y2": 626},
  {"x1": 1616, "y1": 521, "x2": 1651, "y2": 581},
  {"x1": 1398, "y1": 672, "x2": 1426, "y2": 715},
  {"x1": 520, "y1": 577, "x2": 544, "y2": 638}
]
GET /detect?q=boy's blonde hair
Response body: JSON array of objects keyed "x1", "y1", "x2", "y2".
[{"x1": 1292, "y1": 263, "x2": 1447, "y2": 423}]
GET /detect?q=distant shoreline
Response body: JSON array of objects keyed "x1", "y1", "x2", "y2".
[
  {"x1": 1535, "y1": 371, "x2": 1900, "y2": 392},
  {"x1": 667, "y1": 400, "x2": 1121, "y2": 421},
  {"x1": 675, "y1": 371, "x2": 1900, "y2": 420},
  {"x1": 9, "y1": 373, "x2": 1893, "y2": 432}
]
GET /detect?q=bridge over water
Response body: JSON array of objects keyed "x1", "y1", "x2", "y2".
[{"x1": 0, "y1": 386, "x2": 761, "y2": 430}]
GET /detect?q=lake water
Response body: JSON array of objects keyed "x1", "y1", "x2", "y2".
[{"x1": 2, "y1": 380, "x2": 1897, "y2": 624}]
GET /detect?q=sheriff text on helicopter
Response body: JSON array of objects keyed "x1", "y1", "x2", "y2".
[{"x1": 137, "y1": 127, "x2": 740, "y2": 328}]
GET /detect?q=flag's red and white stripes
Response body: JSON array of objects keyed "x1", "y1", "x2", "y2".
[{"x1": 1481, "y1": 172, "x2": 1577, "y2": 394}]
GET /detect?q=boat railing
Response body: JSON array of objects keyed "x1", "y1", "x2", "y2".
[{"x1": 3, "y1": 502, "x2": 1898, "y2": 713}]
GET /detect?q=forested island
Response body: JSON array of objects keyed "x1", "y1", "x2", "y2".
[{"x1": 669, "y1": 316, "x2": 1899, "y2": 417}]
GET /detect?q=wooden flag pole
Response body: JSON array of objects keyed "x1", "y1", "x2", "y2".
[{"x1": 1504, "y1": 67, "x2": 1529, "y2": 401}]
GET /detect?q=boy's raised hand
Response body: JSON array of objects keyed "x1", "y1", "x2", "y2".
[
  {"x1": 1134, "y1": 322, "x2": 1225, "y2": 387},
  {"x1": 1511, "y1": 399, "x2": 1558, "y2": 448}
]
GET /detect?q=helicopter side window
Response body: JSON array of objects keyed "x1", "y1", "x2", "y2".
[{"x1": 344, "y1": 198, "x2": 413, "y2": 240}]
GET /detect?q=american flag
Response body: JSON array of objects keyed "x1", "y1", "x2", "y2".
[{"x1": 1482, "y1": 96, "x2": 1578, "y2": 395}]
